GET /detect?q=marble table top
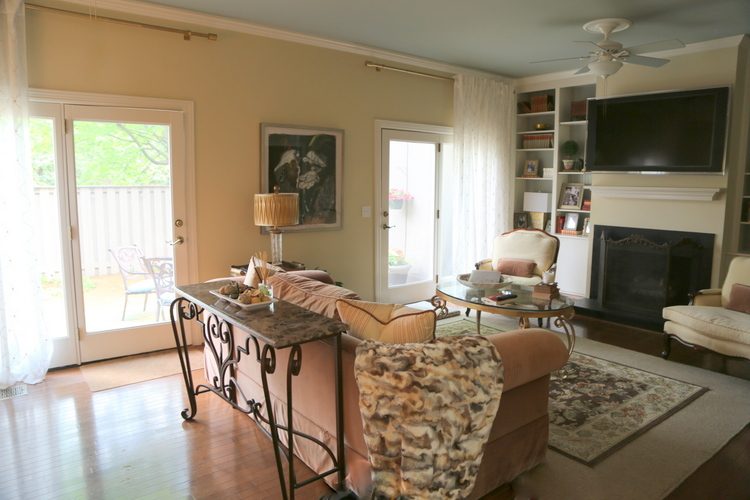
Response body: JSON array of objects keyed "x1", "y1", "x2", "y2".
[{"x1": 175, "y1": 281, "x2": 347, "y2": 349}]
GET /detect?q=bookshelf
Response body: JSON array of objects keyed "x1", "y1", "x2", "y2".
[{"x1": 514, "y1": 81, "x2": 596, "y2": 296}]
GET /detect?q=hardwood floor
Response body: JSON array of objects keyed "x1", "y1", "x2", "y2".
[
  {"x1": 1, "y1": 316, "x2": 748, "y2": 499},
  {"x1": 0, "y1": 361, "x2": 330, "y2": 500}
]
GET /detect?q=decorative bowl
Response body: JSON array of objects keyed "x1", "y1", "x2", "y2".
[{"x1": 456, "y1": 273, "x2": 511, "y2": 291}]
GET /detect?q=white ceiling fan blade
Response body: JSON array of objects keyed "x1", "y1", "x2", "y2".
[
  {"x1": 623, "y1": 54, "x2": 670, "y2": 68},
  {"x1": 574, "y1": 65, "x2": 591, "y2": 75},
  {"x1": 530, "y1": 55, "x2": 589, "y2": 64},
  {"x1": 627, "y1": 39, "x2": 684, "y2": 55}
]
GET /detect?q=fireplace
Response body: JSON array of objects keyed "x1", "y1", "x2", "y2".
[{"x1": 585, "y1": 225, "x2": 714, "y2": 328}]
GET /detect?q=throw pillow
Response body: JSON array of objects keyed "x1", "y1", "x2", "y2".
[
  {"x1": 336, "y1": 299, "x2": 435, "y2": 343},
  {"x1": 268, "y1": 272, "x2": 359, "y2": 320},
  {"x1": 726, "y1": 283, "x2": 750, "y2": 314},
  {"x1": 354, "y1": 336, "x2": 504, "y2": 499},
  {"x1": 496, "y1": 258, "x2": 536, "y2": 277}
]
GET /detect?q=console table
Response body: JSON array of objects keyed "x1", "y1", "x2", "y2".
[{"x1": 170, "y1": 281, "x2": 351, "y2": 499}]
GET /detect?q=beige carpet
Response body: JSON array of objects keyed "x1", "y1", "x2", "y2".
[{"x1": 81, "y1": 347, "x2": 204, "y2": 392}]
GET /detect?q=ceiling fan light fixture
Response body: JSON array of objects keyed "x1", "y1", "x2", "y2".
[{"x1": 588, "y1": 59, "x2": 623, "y2": 77}]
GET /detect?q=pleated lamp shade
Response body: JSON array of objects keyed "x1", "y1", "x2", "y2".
[{"x1": 254, "y1": 192, "x2": 299, "y2": 228}]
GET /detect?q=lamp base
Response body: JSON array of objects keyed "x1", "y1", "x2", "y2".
[
  {"x1": 529, "y1": 212, "x2": 547, "y2": 231},
  {"x1": 269, "y1": 229, "x2": 283, "y2": 265}
]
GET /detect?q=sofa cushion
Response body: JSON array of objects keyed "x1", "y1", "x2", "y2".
[
  {"x1": 662, "y1": 305, "x2": 750, "y2": 345},
  {"x1": 496, "y1": 258, "x2": 536, "y2": 277},
  {"x1": 726, "y1": 283, "x2": 750, "y2": 314},
  {"x1": 268, "y1": 273, "x2": 359, "y2": 320},
  {"x1": 336, "y1": 299, "x2": 435, "y2": 343}
]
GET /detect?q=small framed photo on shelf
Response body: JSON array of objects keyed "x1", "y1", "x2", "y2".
[
  {"x1": 564, "y1": 213, "x2": 579, "y2": 232},
  {"x1": 559, "y1": 183, "x2": 584, "y2": 210},
  {"x1": 583, "y1": 217, "x2": 591, "y2": 235},
  {"x1": 523, "y1": 159, "x2": 540, "y2": 178},
  {"x1": 513, "y1": 212, "x2": 529, "y2": 229}
]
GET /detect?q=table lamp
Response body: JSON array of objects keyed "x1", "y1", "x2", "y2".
[
  {"x1": 523, "y1": 192, "x2": 551, "y2": 231},
  {"x1": 254, "y1": 187, "x2": 299, "y2": 265}
]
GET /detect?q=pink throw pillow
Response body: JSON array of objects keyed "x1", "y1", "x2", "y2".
[
  {"x1": 496, "y1": 258, "x2": 536, "y2": 277},
  {"x1": 726, "y1": 283, "x2": 750, "y2": 314}
]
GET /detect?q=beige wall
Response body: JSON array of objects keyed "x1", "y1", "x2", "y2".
[
  {"x1": 26, "y1": 8, "x2": 453, "y2": 298},
  {"x1": 590, "y1": 45, "x2": 741, "y2": 286}
]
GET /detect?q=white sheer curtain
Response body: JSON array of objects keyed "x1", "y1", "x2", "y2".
[
  {"x1": 441, "y1": 73, "x2": 514, "y2": 275},
  {"x1": 0, "y1": 0, "x2": 51, "y2": 388}
]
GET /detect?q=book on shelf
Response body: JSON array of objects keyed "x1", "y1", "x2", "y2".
[
  {"x1": 555, "y1": 215, "x2": 565, "y2": 233},
  {"x1": 570, "y1": 100, "x2": 587, "y2": 121},
  {"x1": 530, "y1": 94, "x2": 554, "y2": 113},
  {"x1": 581, "y1": 199, "x2": 592, "y2": 211},
  {"x1": 522, "y1": 133, "x2": 554, "y2": 149},
  {"x1": 560, "y1": 229, "x2": 583, "y2": 236}
]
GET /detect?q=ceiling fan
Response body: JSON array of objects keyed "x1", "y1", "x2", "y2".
[{"x1": 532, "y1": 18, "x2": 685, "y2": 78}]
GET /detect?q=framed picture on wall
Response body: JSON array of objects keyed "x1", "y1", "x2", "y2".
[
  {"x1": 558, "y1": 183, "x2": 584, "y2": 210},
  {"x1": 261, "y1": 124, "x2": 344, "y2": 231}
]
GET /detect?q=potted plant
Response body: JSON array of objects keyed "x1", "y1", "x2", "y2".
[
  {"x1": 388, "y1": 188, "x2": 414, "y2": 210},
  {"x1": 560, "y1": 140, "x2": 579, "y2": 170},
  {"x1": 387, "y1": 249, "x2": 411, "y2": 285}
]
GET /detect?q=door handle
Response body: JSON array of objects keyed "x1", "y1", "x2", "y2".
[
  {"x1": 382, "y1": 224, "x2": 395, "y2": 230},
  {"x1": 167, "y1": 236, "x2": 184, "y2": 246}
]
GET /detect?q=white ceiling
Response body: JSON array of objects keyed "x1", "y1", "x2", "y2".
[{"x1": 141, "y1": 0, "x2": 750, "y2": 77}]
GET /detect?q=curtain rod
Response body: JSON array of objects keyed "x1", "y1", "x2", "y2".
[
  {"x1": 364, "y1": 61, "x2": 454, "y2": 81},
  {"x1": 25, "y1": 3, "x2": 218, "y2": 41}
]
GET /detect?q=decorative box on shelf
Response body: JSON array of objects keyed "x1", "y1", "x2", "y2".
[{"x1": 533, "y1": 282, "x2": 560, "y2": 299}]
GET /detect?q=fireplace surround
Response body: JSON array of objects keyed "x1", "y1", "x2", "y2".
[{"x1": 582, "y1": 225, "x2": 714, "y2": 329}]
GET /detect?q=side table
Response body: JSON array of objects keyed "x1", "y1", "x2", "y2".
[{"x1": 170, "y1": 281, "x2": 352, "y2": 499}]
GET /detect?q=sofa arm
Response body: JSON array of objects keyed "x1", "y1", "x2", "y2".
[
  {"x1": 691, "y1": 288, "x2": 722, "y2": 307},
  {"x1": 487, "y1": 328, "x2": 568, "y2": 391}
]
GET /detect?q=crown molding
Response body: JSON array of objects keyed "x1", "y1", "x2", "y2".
[{"x1": 47, "y1": 0, "x2": 508, "y2": 81}]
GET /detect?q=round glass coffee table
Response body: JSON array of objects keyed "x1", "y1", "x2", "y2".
[{"x1": 434, "y1": 279, "x2": 576, "y2": 354}]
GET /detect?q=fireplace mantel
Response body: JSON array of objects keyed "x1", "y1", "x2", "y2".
[{"x1": 592, "y1": 186, "x2": 721, "y2": 201}]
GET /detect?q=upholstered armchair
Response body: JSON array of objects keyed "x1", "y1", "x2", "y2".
[
  {"x1": 662, "y1": 256, "x2": 750, "y2": 360},
  {"x1": 474, "y1": 229, "x2": 560, "y2": 285}
]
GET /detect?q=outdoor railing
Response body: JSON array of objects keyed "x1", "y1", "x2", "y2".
[{"x1": 34, "y1": 186, "x2": 172, "y2": 276}]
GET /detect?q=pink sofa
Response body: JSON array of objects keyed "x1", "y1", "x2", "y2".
[{"x1": 203, "y1": 273, "x2": 568, "y2": 498}]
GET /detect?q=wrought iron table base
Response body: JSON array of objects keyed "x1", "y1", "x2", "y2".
[{"x1": 170, "y1": 297, "x2": 352, "y2": 500}]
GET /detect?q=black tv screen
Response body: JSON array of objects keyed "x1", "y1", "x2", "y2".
[{"x1": 586, "y1": 87, "x2": 729, "y2": 173}]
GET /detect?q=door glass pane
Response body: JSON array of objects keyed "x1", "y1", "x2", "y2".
[
  {"x1": 72, "y1": 121, "x2": 174, "y2": 333},
  {"x1": 387, "y1": 140, "x2": 436, "y2": 287},
  {"x1": 31, "y1": 117, "x2": 68, "y2": 339}
]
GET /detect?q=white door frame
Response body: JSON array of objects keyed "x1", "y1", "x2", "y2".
[
  {"x1": 29, "y1": 89, "x2": 200, "y2": 365},
  {"x1": 374, "y1": 120, "x2": 452, "y2": 303}
]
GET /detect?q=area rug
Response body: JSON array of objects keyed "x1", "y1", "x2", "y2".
[
  {"x1": 549, "y1": 352, "x2": 707, "y2": 465},
  {"x1": 435, "y1": 318, "x2": 503, "y2": 337},
  {"x1": 513, "y1": 336, "x2": 750, "y2": 500},
  {"x1": 81, "y1": 347, "x2": 204, "y2": 392}
]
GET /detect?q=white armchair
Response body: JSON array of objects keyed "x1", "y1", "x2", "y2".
[
  {"x1": 662, "y1": 256, "x2": 750, "y2": 360},
  {"x1": 474, "y1": 229, "x2": 560, "y2": 285}
]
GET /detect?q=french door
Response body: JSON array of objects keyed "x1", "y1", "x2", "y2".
[
  {"x1": 376, "y1": 125, "x2": 450, "y2": 304},
  {"x1": 30, "y1": 100, "x2": 191, "y2": 366}
]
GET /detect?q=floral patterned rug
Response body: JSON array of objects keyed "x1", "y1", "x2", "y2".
[
  {"x1": 434, "y1": 319, "x2": 710, "y2": 467},
  {"x1": 549, "y1": 353, "x2": 707, "y2": 465}
]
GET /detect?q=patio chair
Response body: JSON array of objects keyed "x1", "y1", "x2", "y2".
[
  {"x1": 145, "y1": 257, "x2": 175, "y2": 321},
  {"x1": 109, "y1": 245, "x2": 156, "y2": 320}
]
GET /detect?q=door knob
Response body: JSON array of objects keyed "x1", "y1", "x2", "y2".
[
  {"x1": 382, "y1": 224, "x2": 395, "y2": 230},
  {"x1": 167, "y1": 236, "x2": 184, "y2": 245}
]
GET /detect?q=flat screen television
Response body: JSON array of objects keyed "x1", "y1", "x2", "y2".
[{"x1": 586, "y1": 86, "x2": 729, "y2": 173}]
